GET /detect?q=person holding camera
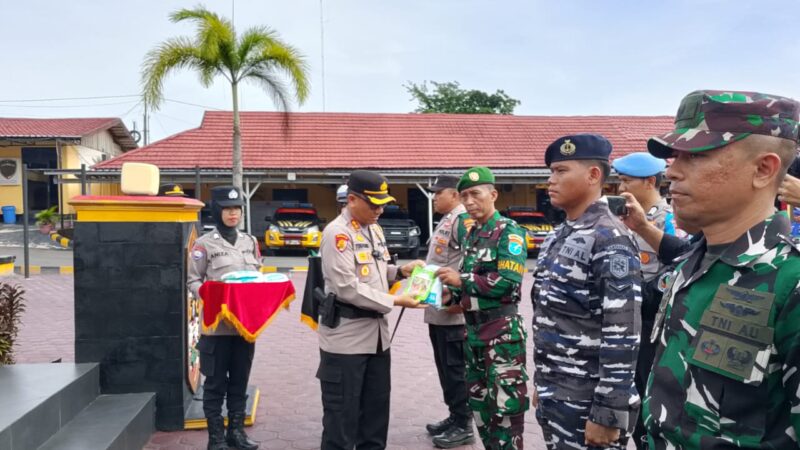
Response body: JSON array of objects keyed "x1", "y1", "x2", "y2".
[
  {"x1": 611, "y1": 152, "x2": 682, "y2": 450},
  {"x1": 531, "y1": 134, "x2": 642, "y2": 450},
  {"x1": 316, "y1": 170, "x2": 425, "y2": 450}
]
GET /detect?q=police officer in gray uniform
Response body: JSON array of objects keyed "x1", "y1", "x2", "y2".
[
  {"x1": 188, "y1": 186, "x2": 261, "y2": 450},
  {"x1": 531, "y1": 135, "x2": 642, "y2": 450},
  {"x1": 612, "y1": 152, "x2": 682, "y2": 450},
  {"x1": 422, "y1": 175, "x2": 474, "y2": 448},
  {"x1": 317, "y1": 170, "x2": 425, "y2": 450}
]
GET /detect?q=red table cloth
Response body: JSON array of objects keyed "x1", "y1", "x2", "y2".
[{"x1": 199, "y1": 280, "x2": 296, "y2": 342}]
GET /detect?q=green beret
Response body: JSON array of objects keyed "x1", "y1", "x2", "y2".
[{"x1": 458, "y1": 166, "x2": 496, "y2": 192}]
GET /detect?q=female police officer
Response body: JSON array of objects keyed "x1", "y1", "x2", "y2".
[{"x1": 188, "y1": 186, "x2": 261, "y2": 450}]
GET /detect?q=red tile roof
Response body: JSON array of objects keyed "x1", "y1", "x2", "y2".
[
  {"x1": 96, "y1": 111, "x2": 674, "y2": 170},
  {"x1": 0, "y1": 117, "x2": 139, "y2": 150}
]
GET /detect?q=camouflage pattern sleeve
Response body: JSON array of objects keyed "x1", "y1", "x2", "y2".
[
  {"x1": 777, "y1": 284, "x2": 800, "y2": 436},
  {"x1": 461, "y1": 222, "x2": 527, "y2": 300},
  {"x1": 588, "y1": 233, "x2": 642, "y2": 430}
]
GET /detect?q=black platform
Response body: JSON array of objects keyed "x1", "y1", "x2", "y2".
[{"x1": 0, "y1": 363, "x2": 154, "y2": 450}]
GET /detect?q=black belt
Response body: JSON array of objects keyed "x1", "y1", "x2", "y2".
[
  {"x1": 336, "y1": 301, "x2": 384, "y2": 320},
  {"x1": 463, "y1": 304, "x2": 518, "y2": 325}
]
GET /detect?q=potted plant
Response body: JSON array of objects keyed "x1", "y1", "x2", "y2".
[{"x1": 34, "y1": 206, "x2": 59, "y2": 235}]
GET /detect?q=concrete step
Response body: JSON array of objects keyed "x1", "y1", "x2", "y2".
[
  {"x1": 38, "y1": 393, "x2": 155, "y2": 450},
  {"x1": 0, "y1": 363, "x2": 99, "y2": 450}
]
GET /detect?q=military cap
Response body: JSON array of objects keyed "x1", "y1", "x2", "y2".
[
  {"x1": 648, "y1": 90, "x2": 800, "y2": 158},
  {"x1": 545, "y1": 134, "x2": 612, "y2": 167},
  {"x1": 457, "y1": 166, "x2": 495, "y2": 192},
  {"x1": 429, "y1": 175, "x2": 459, "y2": 192},
  {"x1": 158, "y1": 183, "x2": 187, "y2": 197},
  {"x1": 612, "y1": 152, "x2": 667, "y2": 178},
  {"x1": 210, "y1": 186, "x2": 244, "y2": 208},
  {"x1": 347, "y1": 170, "x2": 396, "y2": 205}
]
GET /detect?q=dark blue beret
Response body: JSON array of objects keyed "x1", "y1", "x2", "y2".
[{"x1": 545, "y1": 134, "x2": 613, "y2": 167}]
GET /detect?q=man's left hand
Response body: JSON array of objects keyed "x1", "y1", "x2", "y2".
[
  {"x1": 584, "y1": 420, "x2": 620, "y2": 447},
  {"x1": 400, "y1": 259, "x2": 426, "y2": 277},
  {"x1": 436, "y1": 267, "x2": 462, "y2": 288}
]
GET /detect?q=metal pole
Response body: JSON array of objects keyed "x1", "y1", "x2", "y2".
[
  {"x1": 56, "y1": 140, "x2": 64, "y2": 231},
  {"x1": 80, "y1": 164, "x2": 87, "y2": 195},
  {"x1": 245, "y1": 178, "x2": 251, "y2": 233},
  {"x1": 415, "y1": 182, "x2": 434, "y2": 239},
  {"x1": 194, "y1": 166, "x2": 201, "y2": 200},
  {"x1": 22, "y1": 164, "x2": 29, "y2": 279}
]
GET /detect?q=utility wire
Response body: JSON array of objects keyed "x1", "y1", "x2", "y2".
[{"x1": 0, "y1": 94, "x2": 139, "y2": 103}]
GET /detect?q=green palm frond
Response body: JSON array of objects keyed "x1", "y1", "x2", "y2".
[
  {"x1": 141, "y1": 37, "x2": 206, "y2": 110},
  {"x1": 170, "y1": 6, "x2": 235, "y2": 64}
]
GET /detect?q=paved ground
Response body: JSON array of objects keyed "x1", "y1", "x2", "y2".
[
  {"x1": 0, "y1": 224, "x2": 66, "y2": 250},
  {"x1": 10, "y1": 273, "x2": 634, "y2": 450}
]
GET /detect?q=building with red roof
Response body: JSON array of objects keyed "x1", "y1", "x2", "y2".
[
  {"x1": 0, "y1": 117, "x2": 137, "y2": 219},
  {"x1": 90, "y1": 111, "x2": 672, "y2": 242}
]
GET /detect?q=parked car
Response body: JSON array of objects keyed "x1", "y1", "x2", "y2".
[
  {"x1": 264, "y1": 203, "x2": 322, "y2": 254},
  {"x1": 503, "y1": 206, "x2": 553, "y2": 256},
  {"x1": 378, "y1": 205, "x2": 421, "y2": 259}
]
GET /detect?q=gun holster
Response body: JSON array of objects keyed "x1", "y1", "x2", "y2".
[{"x1": 314, "y1": 287, "x2": 340, "y2": 329}]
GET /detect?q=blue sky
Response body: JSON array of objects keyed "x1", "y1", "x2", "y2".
[{"x1": 1, "y1": 0, "x2": 798, "y2": 142}]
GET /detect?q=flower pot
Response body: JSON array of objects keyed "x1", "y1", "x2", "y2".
[{"x1": 39, "y1": 224, "x2": 54, "y2": 235}]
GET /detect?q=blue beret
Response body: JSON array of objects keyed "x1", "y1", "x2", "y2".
[
  {"x1": 612, "y1": 152, "x2": 667, "y2": 177},
  {"x1": 545, "y1": 134, "x2": 612, "y2": 167}
]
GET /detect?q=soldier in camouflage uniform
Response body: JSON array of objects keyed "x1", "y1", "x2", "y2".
[
  {"x1": 643, "y1": 90, "x2": 800, "y2": 449},
  {"x1": 436, "y1": 166, "x2": 529, "y2": 450},
  {"x1": 531, "y1": 134, "x2": 642, "y2": 449}
]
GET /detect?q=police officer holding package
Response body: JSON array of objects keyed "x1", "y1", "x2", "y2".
[
  {"x1": 317, "y1": 170, "x2": 425, "y2": 450},
  {"x1": 436, "y1": 167, "x2": 529, "y2": 450},
  {"x1": 422, "y1": 175, "x2": 474, "y2": 448},
  {"x1": 611, "y1": 152, "x2": 681, "y2": 450},
  {"x1": 643, "y1": 90, "x2": 800, "y2": 449},
  {"x1": 531, "y1": 135, "x2": 642, "y2": 450},
  {"x1": 188, "y1": 186, "x2": 261, "y2": 450}
]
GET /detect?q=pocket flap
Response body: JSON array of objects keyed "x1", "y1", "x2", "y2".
[{"x1": 316, "y1": 365, "x2": 342, "y2": 383}]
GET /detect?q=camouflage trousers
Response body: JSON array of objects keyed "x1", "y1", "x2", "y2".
[
  {"x1": 535, "y1": 398, "x2": 629, "y2": 450},
  {"x1": 464, "y1": 313, "x2": 528, "y2": 450}
]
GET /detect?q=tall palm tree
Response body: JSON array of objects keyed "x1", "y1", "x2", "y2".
[{"x1": 142, "y1": 6, "x2": 310, "y2": 189}]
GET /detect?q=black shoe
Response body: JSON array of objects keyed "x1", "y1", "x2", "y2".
[
  {"x1": 426, "y1": 416, "x2": 455, "y2": 436},
  {"x1": 207, "y1": 416, "x2": 229, "y2": 450},
  {"x1": 226, "y1": 412, "x2": 259, "y2": 450},
  {"x1": 432, "y1": 424, "x2": 475, "y2": 449}
]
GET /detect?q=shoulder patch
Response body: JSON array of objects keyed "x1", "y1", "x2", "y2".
[
  {"x1": 335, "y1": 234, "x2": 349, "y2": 252},
  {"x1": 609, "y1": 254, "x2": 629, "y2": 279},
  {"x1": 508, "y1": 234, "x2": 524, "y2": 256},
  {"x1": 191, "y1": 245, "x2": 206, "y2": 261}
]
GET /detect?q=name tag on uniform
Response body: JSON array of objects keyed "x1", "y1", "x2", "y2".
[
  {"x1": 355, "y1": 251, "x2": 373, "y2": 264},
  {"x1": 558, "y1": 235, "x2": 594, "y2": 265},
  {"x1": 689, "y1": 284, "x2": 775, "y2": 384}
]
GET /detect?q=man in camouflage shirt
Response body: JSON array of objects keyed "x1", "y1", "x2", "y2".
[
  {"x1": 643, "y1": 90, "x2": 800, "y2": 449},
  {"x1": 436, "y1": 166, "x2": 529, "y2": 450},
  {"x1": 531, "y1": 134, "x2": 642, "y2": 449}
]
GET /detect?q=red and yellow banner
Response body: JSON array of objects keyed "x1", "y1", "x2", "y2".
[{"x1": 199, "y1": 280, "x2": 296, "y2": 342}]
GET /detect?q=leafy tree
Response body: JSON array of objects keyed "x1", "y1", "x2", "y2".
[
  {"x1": 405, "y1": 81, "x2": 520, "y2": 115},
  {"x1": 142, "y1": 6, "x2": 310, "y2": 189}
]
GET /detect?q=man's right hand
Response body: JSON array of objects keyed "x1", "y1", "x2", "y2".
[
  {"x1": 394, "y1": 293, "x2": 427, "y2": 308},
  {"x1": 619, "y1": 192, "x2": 648, "y2": 233}
]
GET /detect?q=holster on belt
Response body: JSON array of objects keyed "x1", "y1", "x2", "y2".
[{"x1": 314, "y1": 287, "x2": 340, "y2": 328}]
